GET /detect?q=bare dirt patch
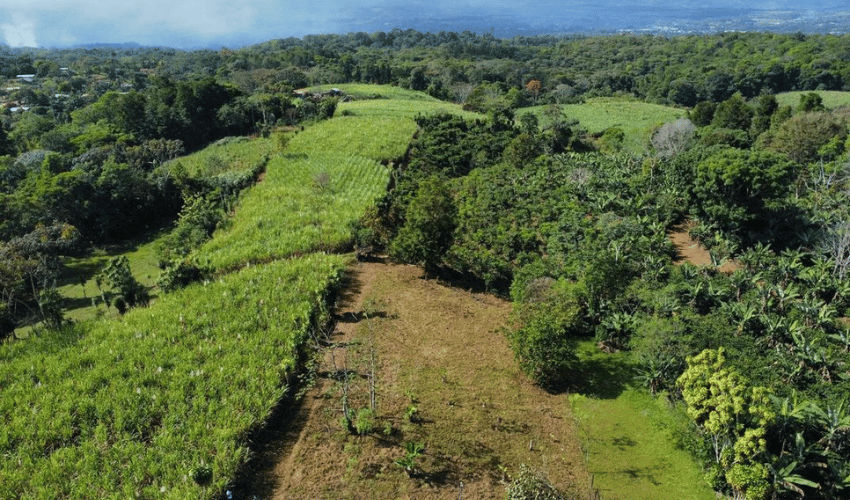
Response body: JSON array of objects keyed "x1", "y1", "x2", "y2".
[
  {"x1": 669, "y1": 222, "x2": 740, "y2": 273},
  {"x1": 234, "y1": 259, "x2": 594, "y2": 500}
]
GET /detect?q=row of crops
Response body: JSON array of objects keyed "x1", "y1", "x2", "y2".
[{"x1": 0, "y1": 85, "x2": 440, "y2": 499}]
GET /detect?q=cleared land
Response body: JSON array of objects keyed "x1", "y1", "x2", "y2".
[
  {"x1": 234, "y1": 259, "x2": 596, "y2": 500},
  {"x1": 516, "y1": 98, "x2": 685, "y2": 154},
  {"x1": 775, "y1": 90, "x2": 850, "y2": 110}
]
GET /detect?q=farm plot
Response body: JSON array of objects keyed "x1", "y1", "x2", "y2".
[
  {"x1": 197, "y1": 151, "x2": 389, "y2": 270},
  {"x1": 0, "y1": 253, "x2": 347, "y2": 500}
]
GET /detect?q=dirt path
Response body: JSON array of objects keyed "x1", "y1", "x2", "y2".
[{"x1": 234, "y1": 258, "x2": 594, "y2": 500}]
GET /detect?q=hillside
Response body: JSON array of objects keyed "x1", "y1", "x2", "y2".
[
  {"x1": 236, "y1": 259, "x2": 594, "y2": 500},
  {"x1": 2, "y1": 66, "x2": 850, "y2": 500}
]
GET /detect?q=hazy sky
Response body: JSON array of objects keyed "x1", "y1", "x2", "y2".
[{"x1": 0, "y1": 1, "x2": 847, "y2": 49}]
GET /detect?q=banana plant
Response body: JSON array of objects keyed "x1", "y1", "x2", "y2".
[
  {"x1": 774, "y1": 282, "x2": 801, "y2": 314},
  {"x1": 739, "y1": 241, "x2": 773, "y2": 272},
  {"x1": 769, "y1": 456, "x2": 821, "y2": 497},
  {"x1": 809, "y1": 400, "x2": 850, "y2": 456},
  {"x1": 723, "y1": 300, "x2": 758, "y2": 336},
  {"x1": 828, "y1": 325, "x2": 850, "y2": 352}
]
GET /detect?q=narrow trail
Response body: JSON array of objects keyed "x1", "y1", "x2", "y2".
[{"x1": 234, "y1": 258, "x2": 594, "y2": 500}]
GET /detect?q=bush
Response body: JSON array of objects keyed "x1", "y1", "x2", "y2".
[
  {"x1": 95, "y1": 256, "x2": 149, "y2": 313},
  {"x1": 354, "y1": 408, "x2": 376, "y2": 435},
  {"x1": 509, "y1": 277, "x2": 586, "y2": 388},
  {"x1": 157, "y1": 258, "x2": 211, "y2": 292}
]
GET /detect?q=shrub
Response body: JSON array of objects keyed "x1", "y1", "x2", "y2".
[
  {"x1": 95, "y1": 256, "x2": 149, "y2": 313},
  {"x1": 157, "y1": 258, "x2": 211, "y2": 292},
  {"x1": 509, "y1": 277, "x2": 586, "y2": 388},
  {"x1": 354, "y1": 408, "x2": 376, "y2": 435}
]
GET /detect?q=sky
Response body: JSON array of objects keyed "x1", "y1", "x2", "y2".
[{"x1": 0, "y1": 1, "x2": 848, "y2": 49}]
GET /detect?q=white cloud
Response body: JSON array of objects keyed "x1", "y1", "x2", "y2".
[{"x1": 1, "y1": 14, "x2": 38, "y2": 47}]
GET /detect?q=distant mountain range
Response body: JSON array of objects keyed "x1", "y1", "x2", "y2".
[
  {"x1": 2, "y1": 2, "x2": 849, "y2": 51},
  {"x1": 344, "y1": 5, "x2": 850, "y2": 39}
]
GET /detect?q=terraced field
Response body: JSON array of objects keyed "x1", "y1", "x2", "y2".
[{"x1": 0, "y1": 86, "x2": 481, "y2": 500}]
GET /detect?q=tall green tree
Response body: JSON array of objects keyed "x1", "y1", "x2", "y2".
[
  {"x1": 678, "y1": 348, "x2": 775, "y2": 500},
  {"x1": 389, "y1": 175, "x2": 456, "y2": 277}
]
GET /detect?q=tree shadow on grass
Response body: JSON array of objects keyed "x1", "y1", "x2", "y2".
[
  {"x1": 595, "y1": 465, "x2": 662, "y2": 486},
  {"x1": 567, "y1": 347, "x2": 636, "y2": 399}
]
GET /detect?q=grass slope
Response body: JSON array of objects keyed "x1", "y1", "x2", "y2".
[
  {"x1": 172, "y1": 136, "x2": 277, "y2": 176},
  {"x1": 198, "y1": 86, "x2": 480, "y2": 271},
  {"x1": 0, "y1": 254, "x2": 347, "y2": 500},
  {"x1": 517, "y1": 98, "x2": 685, "y2": 154},
  {"x1": 569, "y1": 341, "x2": 714, "y2": 500}
]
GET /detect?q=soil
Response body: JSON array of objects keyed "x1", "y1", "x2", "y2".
[
  {"x1": 232, "y1": 257, "x2": 594, "y2": 500},
  {"x1": 669, "y1": 222, "x2": 740, "y2": 273}
]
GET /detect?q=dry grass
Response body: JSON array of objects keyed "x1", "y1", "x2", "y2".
[{"x1": 233, "y1": 260, "x2": 595, "y2": 500}]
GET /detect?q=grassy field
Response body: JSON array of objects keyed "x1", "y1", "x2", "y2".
[
  {"x1": 569, "y1": 341, "x2": 714, "y2": 500},
  {"x1": 303, "y1": 83, "x2": 444, "y2": 101},
  {"x1": 517, "y1": 98, "x2": 685, "y2": 154},
  {"x1": 196, "y1": 151, "x2": 390, "y2": 270},
  {"x1": 198, "y1": 86, "x2": 482, "y2": 270},
  {"x1": 775, "y1": 90, "x2": 850, "y2": 110}
]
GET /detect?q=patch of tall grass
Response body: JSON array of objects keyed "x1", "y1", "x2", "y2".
[
  {"x1": 197, "y1": 152, "x2": 388, "y2": 270},
  {"x1": 0, "y1": 253, "x2": 347, "y2": 500}
]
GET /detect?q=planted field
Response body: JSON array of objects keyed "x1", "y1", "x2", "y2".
[
  {"x1": 339, "y1": 98, "x2": 483, "y2": 121},
  {"x1": 288, "y1": 114, "x2": 416, "y2": 163},
  {"x1": 197, "y1": 151, "x2": 389, "y2": 270},
  {"x1": 775, "y1": 90, "x2": 850, "y2": 110},
  {"x1": 172, "y1": 136, "x2": 277, "y2": 176},
  {"x1": 199, "y1": 87, "x2": 480, "y2": 270},
  {"x1": 0, "y1": 253, "x2": 348, "y2": 500},
  {"x1": 517, "y1": 98, "x2": 685, "y2": 154},
  {"x1": 303, "y1": 83, "x2": 442, "y2": 101}
]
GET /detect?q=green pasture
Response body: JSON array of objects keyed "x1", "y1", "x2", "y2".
[
  {"x1": 0, "y1": 253, "x2": 348, "y2": 500},
  {"x1": 775, "y1": 90, "x2": 850, "y2": 110},
  {"x1": 569, "y1": 341, "x2": 714, "y2": 500},
  {"x1": 517, "y1": 98, "x2": 685, "y2": 154}
]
